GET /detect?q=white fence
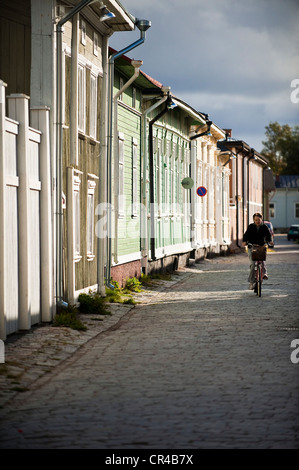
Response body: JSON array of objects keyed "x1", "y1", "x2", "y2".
[{"x1": 0, "y1": 81, "x2": 53, "y2": 340}]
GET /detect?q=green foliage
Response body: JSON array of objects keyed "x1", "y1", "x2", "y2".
[
  {"x1": 53, "y1": 305, "x2": 87, "y2": 331},
  {"x1": 105, "y1": 288, "x2": 124, "y2": 304},
  {"x1": 78, "y1": 292, "x2": 111, "y2": 315},
  {"x1": 124, "y1": 277, "x2": 142, "y2": 293},
  {"x1": 123, "y1": 297, "x2": 137, "y2": 305},
  {"x1": 261, "y1": 122, "x2": 299, "y2": 175}
]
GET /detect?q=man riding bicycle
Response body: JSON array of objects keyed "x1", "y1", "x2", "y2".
[{"x1": 243, "y1": 212, "x2": 272, "y2": 290}]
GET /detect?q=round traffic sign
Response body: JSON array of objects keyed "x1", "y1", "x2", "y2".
[{"x1": 197, "y1": 186, "x2": 207, "y2": 197}]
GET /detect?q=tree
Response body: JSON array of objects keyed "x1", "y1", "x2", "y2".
[
  {"x1": 261, "y1": 122, "x2": 299, "y2": 175},
  {"x1": 279, "y1": 125, "x2": 299, "y2": 175}
]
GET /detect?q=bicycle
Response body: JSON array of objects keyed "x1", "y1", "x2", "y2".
[{"x1": 247, "y1": 243, "x2": 267, "y2": 297}]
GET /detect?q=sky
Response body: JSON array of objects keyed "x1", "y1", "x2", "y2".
[{"x1": 110, "y1": 0, "x2": 299, "y2": 152}]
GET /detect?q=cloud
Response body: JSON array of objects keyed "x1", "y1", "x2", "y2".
[{"x1": 112, "y1": 0, "x2": 299, "y2": 151}]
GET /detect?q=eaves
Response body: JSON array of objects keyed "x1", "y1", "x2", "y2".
[{"x1": 62, "y1": 0, "x2": 135, "y2": 34}]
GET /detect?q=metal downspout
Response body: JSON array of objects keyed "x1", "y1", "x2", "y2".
[
  {"x1": 242, "y1": 155, "x2": 245, "y2": 236},
  {"x1": 190, "y1": 120, "x2": 213, "y2": 140},
  {"x1": 105, "y1": 20, "x2": 151, "y2": 288},
  {"x1": 97, "y1": 35, "x2": 109, "y2": 296},
  {"x1": 247, "y1": 149, "x2": 255, "y2": 226},
  {"x1": 234, "y1": 143, "x2": 246, "y2": 248}
]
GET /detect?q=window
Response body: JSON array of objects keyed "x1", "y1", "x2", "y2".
[
  {"x1": 132, "y1": 87, "x2": 137, "y2": 108},
  {"x1": 87, "y1": 176, "x2": 98, "y2": 259},
  {"x1": 156, "y1": 142, "x2": 162, "y2": 211},
  {"x1": 78, "y1": 64, "x2": 86, "y2": 133},
  {"x1": 132, "y1": 138, "x2": 138, "y2": 217},
  {"x1": 93, "y1": 32, "x2": 98, "y2": 57},
  {"x1": 119, "y1": 77, "x2": 124, "y2": 101},
  {"x1": 81, "y1": 20, "x2": 86, "y2": 46},
  {"x1": 269, "y1": 202, "x2": 275, "y2": 219},
  {"x1": 90, "y1": 74, "x2": 97, "y2": 139},
  {"x1": 295, "y1": 202, "x2": 299, "y2": 219},
  {"x1": 118, "y1": 132, "x2": 125, "y2": 217},
  {"x1": 170, "y1": 153, "x2": 174, "y2": 215},
  {"x1": 73, "y1": 173, "x2": 81, "y2": 260},
  {"x1": 164, "y1": 154, "x2": 169, "y2": 215}
]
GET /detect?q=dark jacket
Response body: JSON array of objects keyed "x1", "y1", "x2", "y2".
[{"x1": 243, "y1": 223, "x2": 271, "y2": 246}]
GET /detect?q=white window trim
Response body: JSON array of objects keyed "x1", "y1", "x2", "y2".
[
  {"x1": 119, "y1": 77, "x2": 124, "y2": 102},
  {"x1": 132, "y1": 87, "x2": 137, "y2": 108},
  {"x1": 78, "y1": 63, "x2": 86, "y2": 134},
  {"x1": 81, "y1": 20, "x2": 86, "y2": 46},
  {"x1": 269, "y1": 202, "x2": 276, "y2": 219},
  {"x1": 118, "y1": 132, "x2": 125, "y2": 218},
  {"x1": 90, "y1": 73, "x2": 98, "y2": 140},
  {"x1": 87, "y1": 174, "x2": 99, "y2": 261},
  {"x1": 73, "y1": 170, "x2": 83, "y2": 262},
  {"x1": 132, "y1": 137, "x2": 138, "y2": 218},
  {"x1": 93, "y1": 32, "x2": 98, "y2": 57}
]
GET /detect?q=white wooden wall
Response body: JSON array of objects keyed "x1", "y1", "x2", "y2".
[
  {"x1": 3, "y1": 118, "x2": 19, "y2": 335},
  {"x1": 0, "y1": 82, "x2": 53, "y2": 340}
]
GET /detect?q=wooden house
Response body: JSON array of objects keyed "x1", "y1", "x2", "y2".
[
  {"x1": 0, "y1": 0, "x2": 137, "y2": 337},
  {"x1": 218, "y1": 134, "x2": 272, "y2": 251}
]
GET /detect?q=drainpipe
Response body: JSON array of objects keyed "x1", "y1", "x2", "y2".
[
  {"x1": 247, "y1": 149, "x2": 256, "y2": 226},
  {"x1": 149, "y1": 95, "x2": 173, "y2": 261},
  {"x1": 97, "y1": 35, "x2": 109, "y2": 296},
  {"x1": 113, "y1": 60, "x2": 143, "y2": 265},
  {"x1": 70, "y1": 14, "x2": 79, "y2": 166},
  {"x1": 56, "y1": 0, "x2": 101, "y2": 308},
  {"x1": 141, "y1": 89, "x2": 170, "y2": 271},
  {"x1": 190, "y1": 120, "x2": 213, "y2": 140},
  {"x1": 242, "y1": 154, "x2": 246, "y2": 235},
  {"x1": 105, "y1": 19, "x2": 151, "y2": 289}
]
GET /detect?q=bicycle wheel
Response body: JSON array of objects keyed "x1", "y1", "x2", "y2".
[{"x1": 257, "y1": 264, "x2": 262, "y2": 297}]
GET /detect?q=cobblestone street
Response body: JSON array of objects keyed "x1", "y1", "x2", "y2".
[{"x1": 0, "y1": 234, "x2": 298, "y2": 449}]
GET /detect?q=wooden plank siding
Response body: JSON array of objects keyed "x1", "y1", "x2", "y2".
[
  {"x1": 0, "y1": 0, "x2": 31, "y2": 97},
  {"x1": 117, "y1": 104, "x2": 141, "y2": 258},
  {"x1": 62, "y1": 24, "x2": 103, "y2": 298},
  {"x1": 3, "y1": 118, "x2": 19, "y2": 336},
  {"x1": 151, "y1": 111, "x2": 192, "y2": 257}
]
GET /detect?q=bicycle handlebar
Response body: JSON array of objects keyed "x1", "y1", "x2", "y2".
[{"x1": 247, "y1": 243, "x2": 270, "y2": 249}]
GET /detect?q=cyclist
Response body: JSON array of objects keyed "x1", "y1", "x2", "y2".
[{"x1": 243, "y1": 212, "x2": 272, "y2": 290}]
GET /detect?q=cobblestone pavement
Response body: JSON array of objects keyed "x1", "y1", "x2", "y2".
[{"x1": 0, "y1": 235, "x2": 298, "y2": 449}]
